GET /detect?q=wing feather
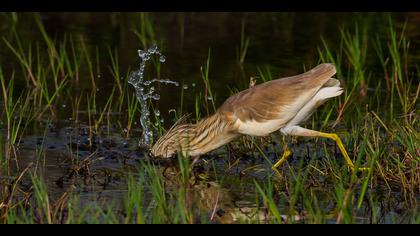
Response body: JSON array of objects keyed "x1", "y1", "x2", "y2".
[{"x1": 218, "y1": 63, "x2": 337, "y2": 127}]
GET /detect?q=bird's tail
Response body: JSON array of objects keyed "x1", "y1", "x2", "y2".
[{"x1": 308, "y1": 63, "x2": 337, "y2": 80}]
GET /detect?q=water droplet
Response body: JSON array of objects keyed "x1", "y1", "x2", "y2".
[
  {"x1": 207, "y1": 96, "x2": 213, "y2": 101},
  {"x1": 148, "y1": 45, "x2": 158, "y2": 54},
  {"x1": 62, "y1": 104, "x2": 66, "y2": 108},
  {"x1": 183, "y1": 84, "x2": 188, "y2": 90},
  {"x1": 160, "y1": 119, "x2": 164, "y2": 123},
  {"x1": 192, "y1": 83, "x2": 196, "y2": 87},
  {"x1": 138, "y1": 50, "x2": 147, "y2": 59},
  {"x1": 154, "y1": 110, "x2": 160, "y2": 116},
  {"x1": 130, "y1": 47, "x2": 172, "y2": 147},
  {"x1": 159, "y1": 55, "x2": 166, "y2": 63}
]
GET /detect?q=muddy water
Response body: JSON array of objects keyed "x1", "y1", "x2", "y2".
[{"x1": 0, "y1": 13, "x2": 419, "y2": 223}]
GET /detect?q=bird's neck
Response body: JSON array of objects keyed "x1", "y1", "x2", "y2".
[{"x1": 186, "y1": 113, "x2": 237, "y2": 156}]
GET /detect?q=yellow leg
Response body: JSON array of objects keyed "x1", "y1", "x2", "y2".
[
  {"x1": 280, "y1": 126, "x2": 369, "y2": 172},
  {"x1": 272, "y1": 144, "x2": 292, "y2": 170},
  {"x1": 316, "y1": 132, "x2": 369, "y2": 171}
]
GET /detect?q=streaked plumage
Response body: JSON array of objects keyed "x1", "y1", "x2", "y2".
[
  {"x1": 151, "y1": 113, "x2": 238, "y2": 158},
  {"x1": 151, "y1": 63, "x2": 344, "y2": 160}
]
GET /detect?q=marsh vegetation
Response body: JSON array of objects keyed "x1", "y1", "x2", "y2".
[{"x1": 0, "y1": 12, "x2": 418, "y2": 223}]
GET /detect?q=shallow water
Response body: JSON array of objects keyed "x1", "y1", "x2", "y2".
[{"x1": 0, "y1": 12, "x2": 419, "y2": 223}]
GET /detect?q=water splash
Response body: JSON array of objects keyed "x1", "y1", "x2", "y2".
[{"x1": 128, "y1": 45, "x2": 178, "y2": 148}]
